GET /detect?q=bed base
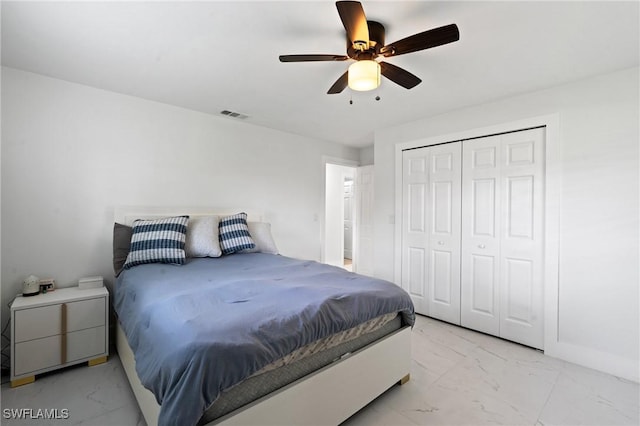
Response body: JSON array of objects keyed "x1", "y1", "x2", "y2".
[{"x1": 117, "y1": 323, "x2": 412, "y2": 426}]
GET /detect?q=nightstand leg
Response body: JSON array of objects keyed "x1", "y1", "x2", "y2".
[
  {"x1": 399, "y1": 374, "x2": 410, "y2": 385},
  {"x1": 88, "y1": 356, "x2": 108, "y2": 366},
  {"x1": 11, "y1": 376, "x2": 35, "y2": 388}
]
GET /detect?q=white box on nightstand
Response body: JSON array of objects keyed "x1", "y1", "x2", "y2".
[{"x1": 78, "y1": 276, "x2": 103, "y2": 289}]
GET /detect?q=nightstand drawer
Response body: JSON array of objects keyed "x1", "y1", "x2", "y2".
[
  {"x1": 66, "y1": 298, "x2": 106, "y2": 332},
  {"x1": 67, "y1": 326, "x2": 106, "y2": 362},
  {"x1": 14, "y1": 335, "x2": 61, "y2": 376},
  {"x1": 14, "y1": 305, "x2": 61, "y2": 343},
  {"x1": 13, "y1": 326, "x2": 106, "y2": 376},
  {"x1": 14, "y1": 296, "x2": 106, "y2": 343}
]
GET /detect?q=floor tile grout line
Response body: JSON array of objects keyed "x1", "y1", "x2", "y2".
[{"x1": 534, "y1": 366, "x2": 563, "y2": 425}]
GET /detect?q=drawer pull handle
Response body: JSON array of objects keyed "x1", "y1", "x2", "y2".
[{"x1": 61, "y1": 303, "x2": 67, "y2": 364}]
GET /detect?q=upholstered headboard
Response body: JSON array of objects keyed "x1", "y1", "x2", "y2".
[{"x1": 114, "y1": 206, "x2": 264, "y2": 226}]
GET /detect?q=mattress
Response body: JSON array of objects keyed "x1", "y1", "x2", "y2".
[{"x1": 198, "y1": 314, "x2": 403, "y2": 424}]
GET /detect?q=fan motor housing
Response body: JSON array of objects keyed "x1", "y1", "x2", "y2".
[{"x1": 347, "y1": 20, "x2": 385, "y2": 58}]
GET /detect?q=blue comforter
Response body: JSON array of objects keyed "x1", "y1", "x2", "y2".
[{"x1": 114, "y1": 253, "x2": 414, "y2": 426}]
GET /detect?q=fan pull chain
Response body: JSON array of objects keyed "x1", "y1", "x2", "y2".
[{"x1": 348, "y1": 94, "x2": 382, "y2": 104}]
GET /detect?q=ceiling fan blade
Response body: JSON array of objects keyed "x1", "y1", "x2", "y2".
[
  {"x1": 380, "y1": 61, "x2": 421, "y2": 89},
  {"x1": 380, "y1": 24, "x2": 459, "y2": 57},
  {"x1": 327, "y1": 71, "x2": 349, "y2": 94},
  {"x1": 279, "y1": 54, "x2": 349, "y2": 62},
  {"x1": 336, "y1": 1, "x2": 370, "y2": 49}
]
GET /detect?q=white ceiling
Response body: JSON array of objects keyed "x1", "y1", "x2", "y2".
[{"x1": 2, "y1": 1, "x2": 638, "y2": 148}]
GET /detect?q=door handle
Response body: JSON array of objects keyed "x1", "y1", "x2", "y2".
[
  {"x1": 478, "y1": 244, "x2": 486, "y2": 249},
  {"x1": 437, "y1": 241, "x2": 445, "y2": 245}
]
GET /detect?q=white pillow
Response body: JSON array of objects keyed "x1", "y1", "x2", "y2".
[
  {"x1": 244, "y1": 222, "x2": 279, "y2": 255},
  {"x1": 185, "y1": 215, "x2": 222, "y2": 258}
]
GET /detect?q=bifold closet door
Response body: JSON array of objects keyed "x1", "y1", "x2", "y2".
[
  {"x1": 460, "y1": 135, "x2": 502, "y2": 336},
  {"x1": 461, "y1": 127, "x2": 545, "y2": 349},
  {"x1": 402, "y1": 142, "x2": 461, "y2": 323}
]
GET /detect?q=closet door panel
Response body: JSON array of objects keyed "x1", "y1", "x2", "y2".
[
  {"x1": 427, "y1": 142, "x2": 461, "y2": 324},
  {"x1": 503, "y1": 258, "x2": 533, "y2": 323},
  {"x1": 408, "y1": 184, "x2": 426, "y2": 232},
  {"x1": 432, "y1": 250, "x2": 453, "y2": 303},
  {"x1": 402, "y1": 150, "x2": 430, "y2": 314},
  {"x1": 461, "y1": 136, "x2": 501, "y2": 335},
  {"x1": 401, "y1": 143, "x2": 461, "y2": 322},
  {"x1": 506, "y1": 176, "x2": 534, "y2": 239},
  {"x1": 407, "y1": 247, "x2": 427, "y2": 297},
  {"x1": 472, "y1": 179, "x2": 496, "y2": 237},
  {"x1": 433, "y1": 181, "x2": 453, "y2": 233},
  {"x1": 499, "y1": 128, "x2": 545, "y2": 349},
  {"x1": 470, "y1": 254, "x2": 497, "y2": 315}
]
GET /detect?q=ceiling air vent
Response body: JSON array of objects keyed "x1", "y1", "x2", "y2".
[{"x1": 220, "y1": 110, "x2": 249, "y2": 120}]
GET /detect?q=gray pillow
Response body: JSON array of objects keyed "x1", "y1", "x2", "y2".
[{"x1": 113, "y1": 223, "x2": 132, "y2": 276}]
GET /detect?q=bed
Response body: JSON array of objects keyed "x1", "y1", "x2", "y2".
[{"x1": 113, "y1": 208, "x2": 414, "y2": 426}]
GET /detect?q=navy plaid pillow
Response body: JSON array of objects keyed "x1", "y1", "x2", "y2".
[
  {"x1": 219, "y1": 213, "x2": 255, "y2": 255},
  {"x1": 123, "y1": 216, "x2": 189, "y2": 269}
]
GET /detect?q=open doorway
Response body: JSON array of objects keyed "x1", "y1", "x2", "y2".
[{"x1": 324, "y1": 163, "x2": 356, "y2": 270}]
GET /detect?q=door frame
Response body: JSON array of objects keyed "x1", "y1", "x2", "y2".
[
  {"x1": 393, "y1": 114, "x2": 560, "y2": 353},
  {"x1": 321, "y1": 156, "x2": 359, "y2": 266}
]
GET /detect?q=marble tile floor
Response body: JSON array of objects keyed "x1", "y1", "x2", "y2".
[{"x1": 1, "y1": 315, "x2": 638, "y2": 425}]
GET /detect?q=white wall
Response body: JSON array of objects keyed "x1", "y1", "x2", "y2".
[
  {"x1": 359, "y1": 146, "x2": 374, "y2": 166},
  {"x1": 0, "y1": 67, "x2": 359, "y2": 325},
  {"x1": 373, "y1": 67, "x2": 639, "y2": 381}
]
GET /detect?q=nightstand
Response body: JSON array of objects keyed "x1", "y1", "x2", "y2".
[{"x1": 10, "y1": 286, "x2": 109, "y2": 387}]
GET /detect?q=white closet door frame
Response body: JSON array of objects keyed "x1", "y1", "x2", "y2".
[{"x1": 394, "y1": 115, "x2": 560, "y2": 352}]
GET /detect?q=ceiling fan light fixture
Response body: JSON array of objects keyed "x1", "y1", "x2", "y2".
[
  {"x1": 279, "y1": 1, "x2": 459, "y2": 94},
  {"x1": 348, "y1": 60, "x2": 380, "y2": 91}
]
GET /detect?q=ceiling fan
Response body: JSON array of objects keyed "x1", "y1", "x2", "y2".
[{"x1": 278, "y1": 1, "x2": 460, "y2": 94}]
